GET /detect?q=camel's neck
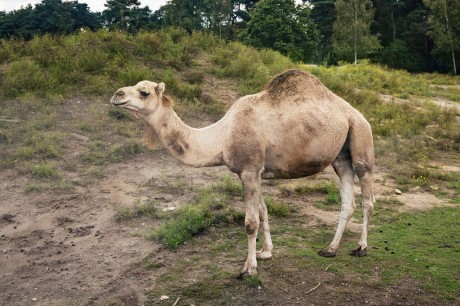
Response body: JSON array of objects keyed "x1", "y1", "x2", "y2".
[{"x1": 147, "y1": 107, "x2": 226, "y2": 167}]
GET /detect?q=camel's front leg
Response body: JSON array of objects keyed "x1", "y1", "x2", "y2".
[
  {"x1": 240, "y1": 170, "x2": 262, "y2": 275},
  {"x1": 256, "y1": 195, "x2": 273, "y2": 260}
]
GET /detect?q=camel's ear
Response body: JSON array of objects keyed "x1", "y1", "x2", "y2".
[{"x1": 155, "y1": 82, "x2": 165, "y2": 95}]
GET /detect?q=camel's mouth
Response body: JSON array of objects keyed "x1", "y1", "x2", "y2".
[
  {"x1": 111, "y1": 97, "x2": 128, "y2": 107},
  {"x1": 112, "y1": 101, "x2": 127, "y2": 106}
]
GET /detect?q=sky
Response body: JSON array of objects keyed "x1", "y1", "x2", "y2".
[{"x1": 0, "y1": 0, "x2": 168, "y2": 12}]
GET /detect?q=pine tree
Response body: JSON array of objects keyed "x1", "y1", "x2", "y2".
[{"x1": 332, "y1": 0, "x2": 380, "y2": 64}]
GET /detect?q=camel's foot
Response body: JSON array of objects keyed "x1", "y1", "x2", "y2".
[
  {"x1": 238, "y1": 266, "x2": 257, "y2": 279},
  {"x1": 318, "y1": 250, "x2": 336, "y2": 258},
  {"x1": 256, "y1": 249, "x2": 272, "y2": 260},
  {"x1": 349, "y1": 246, "x2": 367, "y2": 257}
]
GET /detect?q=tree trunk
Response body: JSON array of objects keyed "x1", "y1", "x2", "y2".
[
  {"x1": 443, "y1": 0, "x2": 457, "y2": 74},
  {"x1": 354, "y1": 1, "x2": 358, "y2": 64},
  {"x1": 390, "y1": 10, "x2": 396, "y2": 41},
  {"x1": 452, "y1": 49, "x2": 457, "y2": 75}
]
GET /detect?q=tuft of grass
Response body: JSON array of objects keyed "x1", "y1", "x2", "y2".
[
  {"x1": 243, "y1": 275, "x2": 263, "y2": 288},
  {"x1": 151, "y1": 176, "x2": 246, "y2": 250},
  {"x1": 212, "y1": 174, "x2": 243, "y2": 196},
  {"x1": 145, "y1": 261, "x2": 162, "y2": 270},
  {"x1": 152, "y1": 204, "x2": 212, "y2": 250},
  {"x1": 116, "y1": 199, "x2": 158, "y2": 222},
  {"x1": 264, "y1": 196, "x2": 290, "y2": 217},
  {"x1": 30, "y1": 162, "x2": 58, "y2": 179}
]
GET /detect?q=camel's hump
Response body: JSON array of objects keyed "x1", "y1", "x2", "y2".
[{"x1": 264, "y1": 69, "x2": 330, "y2": 102}]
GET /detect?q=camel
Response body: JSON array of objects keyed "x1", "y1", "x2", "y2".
[{"x1": 111, "y1": 69, "x2": 375, "y2": 276}]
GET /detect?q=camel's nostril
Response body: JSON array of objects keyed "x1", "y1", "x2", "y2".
[{"x1": 116, "y1": 90, "x2": 125, "y2": 96}]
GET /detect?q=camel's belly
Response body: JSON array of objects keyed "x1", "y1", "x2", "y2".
[{"x1": 262, "y1": 160, "x2": 329, "y2": 179}]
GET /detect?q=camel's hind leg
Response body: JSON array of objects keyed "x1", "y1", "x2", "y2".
[
  {"x1": 350, "y1": 165, "x2": 374, "y2": 256},
  {"x1": 318, "y1": 153, "x2": 356, "y2": 257},
  {"x1": 349, "y1": 121, "x2": 375, "y2": 256},
  {"x1": 256, "y1": 195, "x2": 273, "y2": 260}
]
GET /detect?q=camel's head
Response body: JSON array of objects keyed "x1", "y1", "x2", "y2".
[{"x1": 111, "y1": 80, "x2": 166, "y2": 116}]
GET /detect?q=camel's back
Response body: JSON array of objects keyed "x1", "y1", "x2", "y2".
[{"x1": 263, "y1": 69, "x2": 334, "y2": 104}]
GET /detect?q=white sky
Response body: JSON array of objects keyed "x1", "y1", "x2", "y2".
[{"x1": 0, "y1": 0, "x2": 168, "y2": 12}]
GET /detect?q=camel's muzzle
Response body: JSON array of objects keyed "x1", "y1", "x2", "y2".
[{"x1": 111, "y1": 97, "x2": 127, "y2": 106}]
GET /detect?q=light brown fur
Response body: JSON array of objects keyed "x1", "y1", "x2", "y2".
[{"x1": 111, "y1": 69, "x2": 375, "y2": 275}]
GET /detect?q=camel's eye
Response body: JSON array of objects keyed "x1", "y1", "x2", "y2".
[{"x1": 140, "y1": 90, "x2": 150, "y2": 97}]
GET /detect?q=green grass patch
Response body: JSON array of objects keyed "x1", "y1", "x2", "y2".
[
  {"x1": 212, "y1": 174, "x2": 243, "y2": 196},
  {"x1": 264, "y1": 196, "x2": 290, "y2": 217},
  {"x1": 150, "y1": 176, "x2": 245, "y2": 250},
  {"x1": 30, "y1": 162, "x2": 58, "y2": 179},
  {"x1": 369, "y1": 207, "x2": 460, "y2": 299},
  {"x1": 243, "y1": 275, "x2": 263, "y2": 288},
  {"x1": 116, "y1": 199, "x2": 158, "y2": 222}
]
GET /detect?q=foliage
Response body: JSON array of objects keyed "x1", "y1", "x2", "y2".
[
  {"x1": 423, "y1": 0, "x2": 460, "y2": 74},
  {"x1": 332, "y1": 0, "x2": 381, "y2": 63},
  {"x1": 0, "y1": 0, "x2": 100, "y2": 39},
  {"x1": 310, "y1": 0, "x2": 336, "y2": 64},
  {"x1": 103, "y1": 0, "x2": 153, "y2": 33},
  {"x1": 239, "y1": 0, "x2": 319, "y2": 62}
]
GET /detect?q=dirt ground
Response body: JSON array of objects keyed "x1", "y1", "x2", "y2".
[{"x1": 0, "y1": 144, "x2": 455, "y2": 306}]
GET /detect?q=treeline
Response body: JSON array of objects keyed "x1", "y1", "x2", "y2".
[{"x1": 0, "y1": 0, "x2": 458, "y2": 74}]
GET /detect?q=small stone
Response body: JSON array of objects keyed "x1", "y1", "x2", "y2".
[
  {"x1": 32, "y1": 298, "x2": 37, "y2": 301},
  {"x1": 394, "y1": 189, "x2": 402, "y2": 195},
  {"x1": 160, "y1": 295, "x2": 169, "y2": 301}
]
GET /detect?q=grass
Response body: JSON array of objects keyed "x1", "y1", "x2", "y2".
[
  {"x1": 116, "y1": 198, "x2": 158, "y2": 222},
  {"x1": 145, "y1": 204, "x2": 460, "y2": 303},
  {"x1": 369, "y1": 207, "x2": 460, "y2": 299},
  {"x1": 264, "y1": 196, "x2": 290, "y2": 217},
  {"x1": 149, "y1": 176, "x2": 245, "y2": 250}
]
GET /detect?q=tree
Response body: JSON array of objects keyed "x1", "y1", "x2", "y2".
[
  {"x1": 102, "y1": 0, "x2": 152, "y2": 33},
  {"x1": 0, "y1": 0, "x2": 100, "y2": 39},
  {"x1": 162, "y1": 0, "x2": 206, "y2": 33},
  {"x1": 239, "y1": 0, "x2": 319, "y2": 62},
  {"x1": 332, "y1": 0, "x2": 380, "y2": 64},
  {"x1": 372, "y1": 0, "x2": 435, "y2": 72},
  {"x1": 310, "y1": 0, "x2": 336, "y2": 64},
  {"x1": 423, "y1": 0, "x2": 459, "y2": 74}
]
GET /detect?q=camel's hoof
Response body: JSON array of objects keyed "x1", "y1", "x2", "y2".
[
  {"x1": 237, "y1": 267, "x2": 257, "y2": 279},
  {"x1": 318, "y1": 250, "x2": 336, "y2": 258},
  {"x1": 256, "y1": 251, "x2": 272, "y2": 261},
  {"x1": 349, "y1": 247, "x2": 367, "y2": 257}
]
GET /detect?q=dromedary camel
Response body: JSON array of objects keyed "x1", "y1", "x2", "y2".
[{"x1": 111, "y1": 69, "x2": 375, "y2": 276}]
